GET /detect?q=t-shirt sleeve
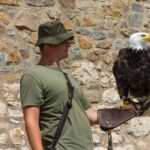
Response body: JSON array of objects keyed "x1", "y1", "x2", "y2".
[
  {"x1": 20, "y1": 74, "x2": 44, "y2": 107},
  {"x1": 80, "y1": 88, "x2": 91, "y2": 110}
]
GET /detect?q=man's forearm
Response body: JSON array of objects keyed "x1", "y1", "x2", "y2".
[
  {"x1": 23, "y1": 106, "x2": 43, "y2": 150},
  {"x1": 85, "y1": 107, "x2": 99, "y2": 125},
  {"x1": 25, "y1": 121, "x2": 43, "y2": 150}
]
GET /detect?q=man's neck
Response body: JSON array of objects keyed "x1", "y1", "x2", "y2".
[{"x1": 38, "y1": 58, "x2": 60, "y2": 68}]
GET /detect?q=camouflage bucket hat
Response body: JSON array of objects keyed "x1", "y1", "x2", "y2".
[{"x1": 35, "y1": 21, "x2": 74, "y2": 46}]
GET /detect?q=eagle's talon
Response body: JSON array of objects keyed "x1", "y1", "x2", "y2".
[{"x1": 120, "y1": 100, "x2": 134, "y2": 109}]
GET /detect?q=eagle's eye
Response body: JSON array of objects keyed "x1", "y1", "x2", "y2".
[{"x1": 141, "y1": 34, "x2": 146, "y2": 37}]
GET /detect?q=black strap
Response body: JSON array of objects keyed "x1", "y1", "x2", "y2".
[
  {"x1": 108, "y1": 131, "x2": 113, "y2": 150},
  {"x1": 51, "y1": 72, "x2": 74, "y2": 150}
]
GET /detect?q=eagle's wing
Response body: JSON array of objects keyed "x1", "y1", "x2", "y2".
[{"x1": 113, "y1": 48, "x2": 129, "y2": 99}]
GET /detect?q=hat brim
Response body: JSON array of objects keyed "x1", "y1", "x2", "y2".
[{"x1": 35, "y1": 32, "x2": 74, "y2": 46}]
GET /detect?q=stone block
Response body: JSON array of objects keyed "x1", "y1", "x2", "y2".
[
  {"x1": 86, "y1": 51, "x2": 99, "y2": 62},
  {"x1": 8, "y1": 50, "x2": 21, "y2": 64},
  {"x1": 5, "y1": 73, "x2": 16, "y2": 82},
  {"x1": 0, "y1": 10, "x2": 10, "y2": 25},
  {"x1": 127, "y1": 117, "x2": 150, "y2": 137},
  {"x1": 16, "y1": 61, "x2": 32, "y2": 71},
  {"x1": 131, "y1": 3, "x2": 144, "y2": 12},
  {"x1": 63, "y1": 21, "x2": 74, "y2": 30},
  {"x1": 6, "y1": 28, "x2": 16, "y2": 36},
  {"x1": 76, "y1": 28, "x2": 91, "y2": 35},
  {"x1": 0, "y1": 65, "x2": 14, "y2": 72},
  {"x1": 0, "y1": 134, "x2": 8, "y2": 144},
  {"x1": 83, "y1": 15, "x2": 97, "y2": 27},
  {"x1": 92, "y1": 134, "x2": 100, "y2": 144},
  {"x1": 76, "y1": 0, "x2": 95, "y2": 11},
  {"x1": 96, "y1": 40, "x2": 111, "y2": 49},
  {"x1": 72, "y1": 61, "x2": 99, "y2": 85},
  {"x1": 103, "y1": 54, "x2": 112, "y2": 65},
  {"x1": 114, "y1": 39, "x2": 123, "y2": 50},
  {"x1": 59, "y1": 0, "x2": 75, "y2": 9},
  {"x1": 128, "y1": 13, "x2": 142, "y2": 27},
  {"x1": 0, "y1": 0, "x2": 20, "y2": 6},
  {"x1": 100, "y1": 4, "x2": 122, "y2": 18},
  {"x1": 25, "y1": 0, "x2": 55, "y2": 7},
  {"x1": 8, "y1": 109, "x2": 23, "y2": 118},
  {"x1": 137, "y1": 141, "x2": 149, "y2": 150},
  {"x1": 10, "y1": 128, "x2": 25, "y2": 145},
  {"x1": 15, "y1": 12, "x2": 41, "y2": 31},
  {"x1": 47, "y1": 7, "x2": 61, "y2": 20},
  {"x1": 90, "y1": 30, "x2": 106, "y2": 40},
  {"x1": 77, "y1": 36, "x2": 93, "y2": 49},
  {"x1": 102, "y1": 88, "x2": 120, "y2": 103},
  {"x1": 28, "y1": 32, "x2": 37, "y2": 44},
  {"x1": 19, "y1": 49, "x2": 29, "y2": 59},
  {"x1": 71, "y1": 47, "x2": 83, "y2": 60},
  {"x1": 120, "y1": 21, "x2": 128, "y2": 29},
  {"x1": 64, "y1": 10, "x2": 80, "y2": 20}
]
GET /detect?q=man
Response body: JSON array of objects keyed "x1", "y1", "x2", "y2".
[{"x1": 20, "y1": 20, "x2": 98, "y2": 150}]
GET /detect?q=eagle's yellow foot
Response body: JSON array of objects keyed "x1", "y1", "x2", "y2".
[{"x1": 120, "y1": 101, "x2": 134, "y2": 109}]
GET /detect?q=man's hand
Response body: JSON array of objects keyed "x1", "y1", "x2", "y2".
[{"x1": 85, "y1": 107, "x2": 99, "y2": 125}]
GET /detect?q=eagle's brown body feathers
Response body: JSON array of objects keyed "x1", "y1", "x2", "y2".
[{"x1": 113, "y1": 48, "x2": 150, "y2": 99}]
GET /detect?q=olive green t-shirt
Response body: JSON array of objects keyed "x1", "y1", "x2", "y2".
[{"x1": 20, "y1": 65, "x2": 94, "y2": 150}]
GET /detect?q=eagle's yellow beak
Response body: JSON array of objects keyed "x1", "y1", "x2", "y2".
[{"x1": 144, "y1": 34, "x2": 150, "y2": 41}]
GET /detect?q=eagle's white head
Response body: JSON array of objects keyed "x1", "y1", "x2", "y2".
[{"x1": 129, "y1": 32, "x2": 150, "y2": 51}]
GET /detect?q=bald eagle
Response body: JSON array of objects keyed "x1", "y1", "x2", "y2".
[{"x1": 113, "y1": 32, "x2": 150, "y2": 105}]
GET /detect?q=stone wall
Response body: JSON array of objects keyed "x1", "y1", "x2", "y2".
[{"x1": 0, "y1": 0, "x2": 150, "y2": 149}]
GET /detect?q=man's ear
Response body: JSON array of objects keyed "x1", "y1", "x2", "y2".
[{"x1": 39, "y1": 44, "x2": 50, "y2": 53}]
